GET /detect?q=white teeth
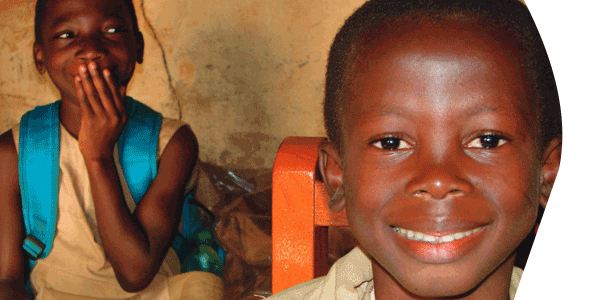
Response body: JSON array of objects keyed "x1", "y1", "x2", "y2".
[
  {"x1": 440, "y1": 235, "x2": 454, "y2": 243},
  {"x1": 414, "y1": 232, "x2": 424, "y2": 241},
  {"x1": 423, "y1": 235, "x2": 436, "y2": 243},
  {"x1": 392, "y1": 227, "x2": 482, "y2": 244}
]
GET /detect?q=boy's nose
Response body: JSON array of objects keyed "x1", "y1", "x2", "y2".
[
  {"x1": 405, "y1": 162, "x2": 473, "y2": 200},
  {"x1": 76, "y1": 37, "x2": 108, "y2": 62}
]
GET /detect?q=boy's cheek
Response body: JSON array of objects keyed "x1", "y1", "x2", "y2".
[
  {"x1": 484, "y1": 176, "x2": 538, "y2": 245},
  {"x1": 346, "y1": 207, "x2": 382, "y2": 254},
  {"x1": 344, "y1": 185, "x2": 394, "y2": 243}
]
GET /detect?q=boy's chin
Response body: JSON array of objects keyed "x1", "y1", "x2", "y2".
[
  {"x1": 400, "y1": 277, "x2": 480, "y2": 298},
  {"x1": 373, "y1": 255, "x2": 514, "y2": 299},
  {"x1": 389, "y1": 274, "x2": 483, "y2": 299}
]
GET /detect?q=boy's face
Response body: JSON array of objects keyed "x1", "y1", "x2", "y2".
[
  {"x1": 34, "y1": 0, "x2": 142, "y2": 103},
  {"x1": 321, "y1": 23, "x2": 556, "y2": 298}
]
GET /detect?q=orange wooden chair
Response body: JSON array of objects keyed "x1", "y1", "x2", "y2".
[{"x1": 271, "y1": 136, "x2": 349, "y2": 294}]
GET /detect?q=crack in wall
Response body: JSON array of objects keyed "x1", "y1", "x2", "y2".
[
  {"x1": 0, "y1": 93, "x2": 27, "y2": 100},
  {"x1": 139, "y1": 0, "x2": 182, "y2": 120}
]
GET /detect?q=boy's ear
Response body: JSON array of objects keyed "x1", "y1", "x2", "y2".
[
  {"x1": 318, "y1": 139, "x2": 346, "y2": 213},
  {"x1": 33, "y1": 42, "x2": 46, "y2": 74},
  {"x1": 135, "y1": 32, "x2": 144, "y2": 64},
  {"x1": 540, "y1": 136, "x2": 562, "y2": 208}
]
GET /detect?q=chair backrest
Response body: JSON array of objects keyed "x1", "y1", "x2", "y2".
[{"x1": 272, "y1": 137, "x2": 348, "y2": 294}]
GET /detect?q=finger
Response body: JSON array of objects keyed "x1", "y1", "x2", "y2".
[
  {"x1": 103, "y1": 69, "x2": 125, "y2": 115},
  {"x1": 88, "y1": 62, "x2": 118, "y2": 116},
  {"x1": 75, "y1": 75, "x2": 93, "y2": 116},
  {"x1": 79, "y1": 64, "x2": 103, "y2": 114}
]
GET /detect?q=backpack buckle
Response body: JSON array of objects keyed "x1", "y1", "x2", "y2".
[{"x1": 23, "y1": 235, "x2": 45, "y2": 260}]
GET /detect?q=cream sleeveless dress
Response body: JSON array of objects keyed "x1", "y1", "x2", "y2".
[{"x1": 12, "y1": 118, "x2": 223, "y2": 300}]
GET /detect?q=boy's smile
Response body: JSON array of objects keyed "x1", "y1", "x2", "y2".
[
  {"x1": 322, "y1": 22, "x2": 544, "y2": 298},
  {"x1": 34, "y1": 0, "x2": 142, "y2": 105}
]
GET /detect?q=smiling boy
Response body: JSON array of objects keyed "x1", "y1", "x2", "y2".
[
  {"x1": 0, "y1": 0, "x2": 224, "y2": 299},
  {"x1": 268, "y1": 0, "x2": 561, "y2": 299}
]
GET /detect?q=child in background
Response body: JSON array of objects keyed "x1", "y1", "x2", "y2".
[
  {"x1": 0, "y1": 0, "x2": 223, "y2": 299},
  {"x1": 268, "y1": 0, "x2": 561, "y2": 299}
]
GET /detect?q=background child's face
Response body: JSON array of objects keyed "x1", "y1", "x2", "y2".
[
  {"x1": 34, "y1": 0, "x2": 142, "y2": 103},
  {"x1": 337, "y1": 24, "x2": 542, "y2": 297}
]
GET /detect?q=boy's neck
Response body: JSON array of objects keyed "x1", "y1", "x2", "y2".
[
  {"x1": 371, "y1": 255, "x2": 516, "y2": 300},
  {"x1": 58, "y1": 99, "x2": 82, "y2": 140}
]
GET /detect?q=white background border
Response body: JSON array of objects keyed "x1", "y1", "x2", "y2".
[{"x1": 517, "y1": 0, "x2": 600, "y2": 298}]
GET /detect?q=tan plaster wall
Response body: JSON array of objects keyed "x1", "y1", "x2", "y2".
[{"x1": 0, "y1": 0, "x2": 365, "y2": 169}]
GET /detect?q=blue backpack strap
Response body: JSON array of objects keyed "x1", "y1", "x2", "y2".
[
  {"x1": 117, "y1": 98, "x2": 225, "y2": 269},
  {"x1": 117, "y1": 97, "x2": 188, "y2": 258},
  {"x1": 19, "y1": 100, "x2": 61, "y2": 261},
  {"x1": 19, "y1": 100, "x2": 61, "y2": 297},
  {"x1": 118, "y1": 97, "x2": 162, "y2": 204}
]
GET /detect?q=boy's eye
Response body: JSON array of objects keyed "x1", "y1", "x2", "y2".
[
  {"x1": 466, "y1": 134, "x2": 508, "y2": 149},
  {"x1": 372, "y1": 137, "x2": 411, "y2": 150},
  {"x1": 55, "y1": 32, "x2": 73, "y2": 39},
  {"x1": 106, "y1": 27, "x2": 126, "y2": 34}
]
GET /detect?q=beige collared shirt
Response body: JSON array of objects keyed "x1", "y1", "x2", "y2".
[{"x1": 268, "y1": 247, "x2": 522, "y2": 300}]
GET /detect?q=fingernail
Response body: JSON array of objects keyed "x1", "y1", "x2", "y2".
[
  {"x1": 79, "y1": 65, "x2": 86, "y2": 73},
  {"x1": 103, "y1": 69, "x2": 110, "y2": 77},
  {"x1": 89, "y1": 62, "x2": 96, "y2": 70},
  {"x1": 75, "y1": 76, "x2": 81, "y2": 82}
]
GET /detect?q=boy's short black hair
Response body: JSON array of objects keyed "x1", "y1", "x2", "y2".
[
  {"x1": 324, "y1": 0, "x2": 561, "y2": 152},
  {"x1": 34, "y1": 0, "x2": 142, "y2": 45}
]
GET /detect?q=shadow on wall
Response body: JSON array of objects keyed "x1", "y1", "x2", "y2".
[
  {"x1": 131, "y1": 0, "x2": 337, "y2": 170},
  {"x1": 175, "y1": 28, "x2": 282, "y2": 168}
]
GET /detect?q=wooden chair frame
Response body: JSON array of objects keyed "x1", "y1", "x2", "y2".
[{"x1": 272, "y1": 137, "x2": 348, "y2": 294}]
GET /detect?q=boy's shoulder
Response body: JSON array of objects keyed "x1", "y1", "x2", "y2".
[
  {"x1": 268, "y1": 247, "x2": 373, "y2": 300},
  {"x1": 157, "y1": 117, "x2": 190, "y2": 155},
  {"x1": 0, "y1": 128, "x2": 17, "y2": 161},
  {"x1": 0, "y1": 128, "x2": 18, "y2": 159}
]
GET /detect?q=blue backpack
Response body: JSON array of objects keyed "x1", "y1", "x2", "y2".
[{"x1": 19, "y1": 97, "x2": 225, "y2": 296}]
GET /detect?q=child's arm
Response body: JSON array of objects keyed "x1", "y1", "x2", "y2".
[
  {"x1": 75, "y1": 64, "x2": 199, "y2": 292},
  {"x1": 0, "y1": 131, "x2": 31, "y2": 300},
  {"x1": 87, "y1": 126, "x2": 198, "y2": 293}
]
